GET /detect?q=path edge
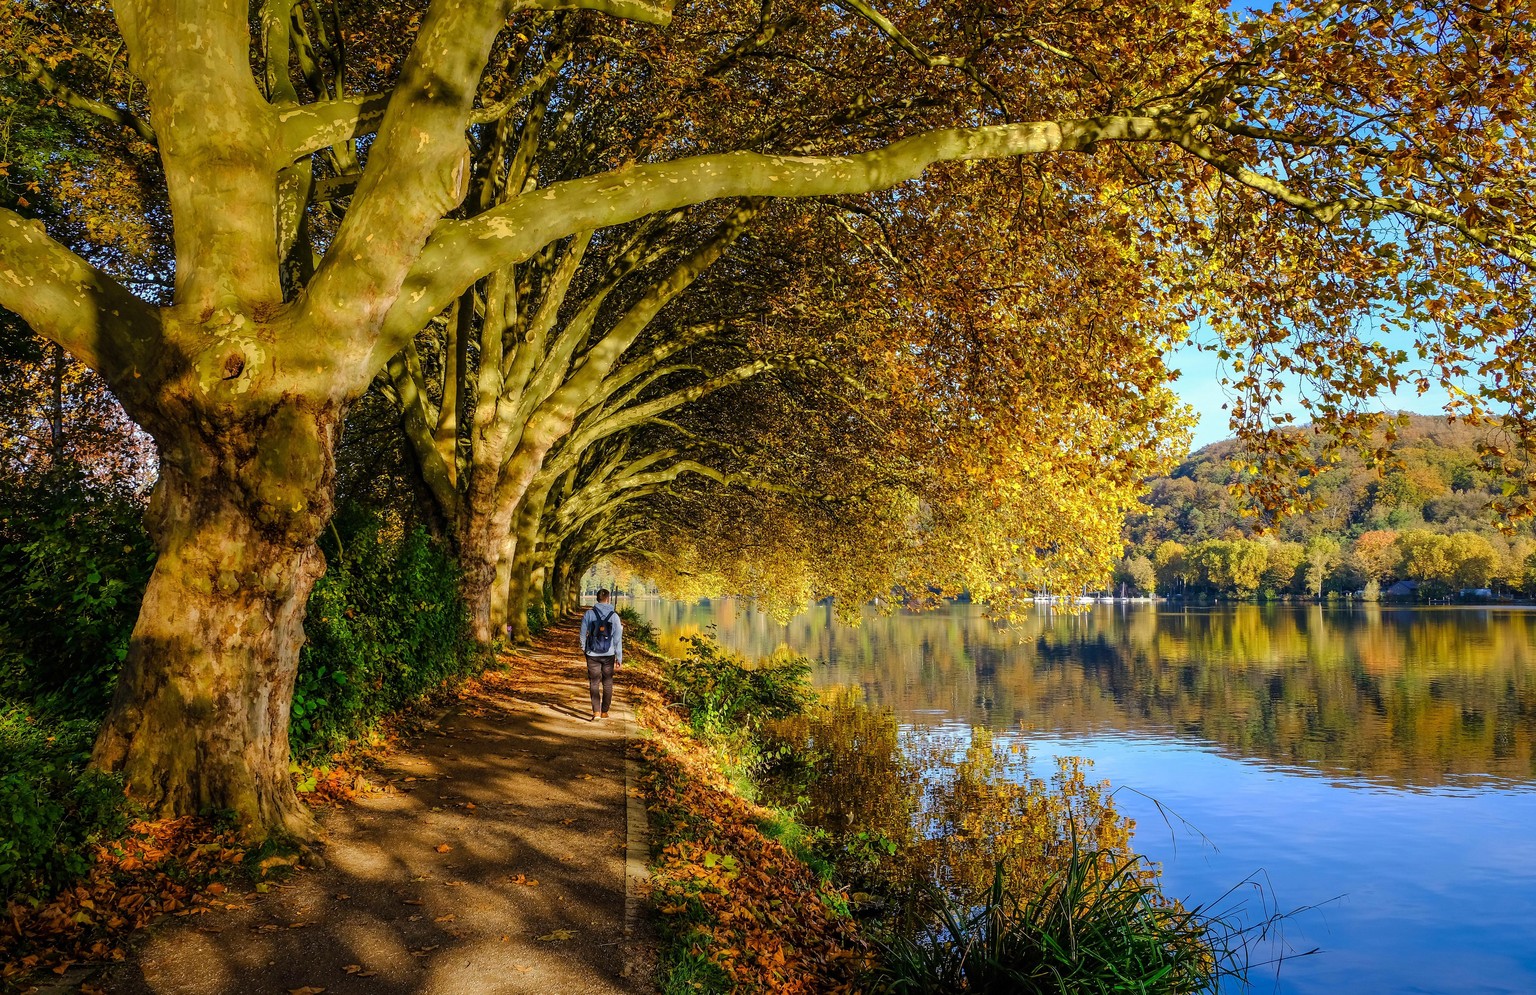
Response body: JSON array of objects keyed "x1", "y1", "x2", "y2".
[{"x1": 621, "y1": 704, "x2": 651, "y2": 981}]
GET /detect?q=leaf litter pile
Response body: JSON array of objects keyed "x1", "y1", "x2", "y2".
[
  {"x1": 0, "y1": 816, "x2": 278, "y2": 985},
  {"x1": 634, "y1": 654, "x2": 871, "y2": 995}
]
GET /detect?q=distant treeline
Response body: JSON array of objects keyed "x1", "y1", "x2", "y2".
[{"x1": 1118, "y1": 415, "x2": 1536, "y2": 600}]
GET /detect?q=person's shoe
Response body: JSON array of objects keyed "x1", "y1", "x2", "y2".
[
  {"x1": 591, "y1": 713, "x2": 599, "y2": 721},
  {"x1": 601, "y1": 711, "x2": 609, "y2": 719}
]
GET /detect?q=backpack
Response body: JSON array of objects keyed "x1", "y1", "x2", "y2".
[{"x1": 586, "y1": 606, "x2": 616, "y2": 656}]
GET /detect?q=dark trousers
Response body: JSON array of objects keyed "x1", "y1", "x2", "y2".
[{"x1": 586, "y1": 654, "x2": 615, "y2": 714}]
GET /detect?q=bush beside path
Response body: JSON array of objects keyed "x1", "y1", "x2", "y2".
[{"x1": 72, "y1": 617, "x2": 652, "y2": 995}]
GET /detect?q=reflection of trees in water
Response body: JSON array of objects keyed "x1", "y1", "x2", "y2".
[{"x1": 633, "y1": 598, "x2": 1536, "y2": 789}]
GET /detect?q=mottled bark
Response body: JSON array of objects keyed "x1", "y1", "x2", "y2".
[
  {"x1": 489, "y1": 533, "x2": 515, "y2": 631},
  {"x1": 504, "y1": 481, "x2": 552, "y2": 645},
  {"x1": 94, "y1": 387, "x2": 343, "y2": 837},
  {"x1": 457, "y1": 541, "x2": 500, "y2": 646},
  {"x1": 552, "y1": 557, "x2": 579, "y2": 617}
]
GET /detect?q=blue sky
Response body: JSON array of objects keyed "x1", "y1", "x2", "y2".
[
  {"x1": 1167, "y1": 333, "x2": 1461, "y2": 451},
  {"x1": 1164, "y1": 0, "x2": 1467, "y2": 452}
]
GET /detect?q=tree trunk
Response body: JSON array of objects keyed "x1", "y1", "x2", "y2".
[
  {"x1": 48, "y1": 342, "x2": 65, "y2": 465},
  {"x1": 490, "y1": 534, "x2": 515, "y2": 633},
  {"x1": 93, "y1": 397, "x2": 342, "y2": 839},
  {"x1": 550, "y1": 558, "x2": 573, "y2": 618},
  {"x1": 504, "y1": 486, "x2": 550, "y2": 644},
  {"x1": 506, "y1": 547, "x2": 535, "y2": 645},
  {"x1": 458, "y1": 546, "x2": 499, "y2": 646},
  {"x1": 531, "y1": 560, "x2": 550, "y2": 622}
]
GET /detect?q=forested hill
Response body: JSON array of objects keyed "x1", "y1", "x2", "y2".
[
  {"x1": 1113, "y1": 416, "x2": 1536, "y2": 600},
  {"x1": 1126, "y1": 414, "x2": 1531, "y2": 551}
]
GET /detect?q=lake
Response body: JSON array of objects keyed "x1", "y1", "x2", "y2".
[{"x1": 630, "y1": 597, "x2": 1536, "y2": 995}]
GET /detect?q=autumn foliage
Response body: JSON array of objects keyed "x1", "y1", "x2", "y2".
[
  {"x1": 633, "y1": 634, "x2": 1226, "y2": 993},
  {"x1": 641, "y1": 737, "x2": 872, "y2": 994},
  {"x1": 0, "y1": 817, "x2": 276, "y2": 984},
  {"x1": 631, "y1": 643, "x2": 871, "y2": 993}
]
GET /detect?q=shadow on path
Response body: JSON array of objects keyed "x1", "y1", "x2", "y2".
[{"x1": 94, "y1": 617, "x2": 652, "y2": 995}]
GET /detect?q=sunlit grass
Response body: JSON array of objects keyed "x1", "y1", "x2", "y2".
[{"x1": 873, "y1": 841, "x2": 1237, "y2": 994}]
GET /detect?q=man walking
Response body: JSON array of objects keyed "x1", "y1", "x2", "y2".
[{"x1": 579, "y1": 588, "x2": 624, "y2": 720}]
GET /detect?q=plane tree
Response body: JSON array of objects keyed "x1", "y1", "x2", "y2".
[{"x1": 0, "y1": 0, "x2": 1531, "y2": 835}]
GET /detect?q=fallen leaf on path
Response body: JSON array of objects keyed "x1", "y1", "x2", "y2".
[
  {"x1": 287, "y1": 987, "x2": 325, "y2": 995},
  {"x1": 560, "y1": 818, "x2": 575, "y2": 826},
  {"x1": 537, "y1": 929, "x2": 577, "y2": 941},
  {"x1": 334, "y1": 893, "x2": 351, "y2": 900},
  {"x1": 433, "y1": 914, "x2": 456, "y2": 923},
  {"x1": 507, "y1": 874, "x2": 539, "y2": 887},
  {"x1": 433, "y1": 843, "x2": 452, "y2": 854},
  {"x1": 342, "y1": 964, "x2": 362, "y2": 974},
  {"x1": 515, "y1": 964, "x2": 532, "y2": 972},
  {"x1": 402, "y1": 899, "x2": 424, "y2": 906}
]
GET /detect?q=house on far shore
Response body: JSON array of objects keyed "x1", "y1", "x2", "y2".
[
  {"x1": 1384, "y1": 580, "x2": 1420, "y2": 601},
  {"x1": 1459, "y1": 588, "x2": 1495, "y2": 601}
]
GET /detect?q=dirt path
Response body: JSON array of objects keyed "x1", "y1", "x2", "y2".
[{"x1": 91, "y1": 618, "x2": 654, "y2": 995}]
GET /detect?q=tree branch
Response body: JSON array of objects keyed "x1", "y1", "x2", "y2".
[
  {"x1": 17, "y1": 51, "x2": 156, "y2": 142},
  {"x1": 513, "y1": 0, "x2": 674, "y2": 25},
  {"x1": 277, "y1": 92, "x2": 392, "y2": 159},
  {"x1": 0, "y1": 209, "x2": 161, "y2": 399},
  {"x1": 380, "y1": 115, "x2": 1173, "y2": 362},
  {"x1": 113, "y1": 0, "x2": 284, "y2": 310},
  {"x1": 301, "y1": 0, "x2": 511, "y2": 351},
  {"x1": 1171, "y1": 128, "x2": 1536, "y2": 269}
]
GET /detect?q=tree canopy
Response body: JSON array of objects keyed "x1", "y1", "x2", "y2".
[{"x1": 0, "y1": 0, "x2": 1532, "y2": 834}]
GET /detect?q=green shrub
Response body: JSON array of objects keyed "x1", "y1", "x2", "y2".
[
  {"x1": 527, "y1": 599, "x2": 548, "y2": 636},
  {"x1": 0, "y1": 474, "x2": 154, "y2": 716},
  {"x1": 666, "y1": 635, "x2": 814, "y2": 738},
  {"x1": 0, "y1": 704, "x2": 130, "y2": 901},
  {"x1": 293, "y1": 505, "x2": 474, "y2": 757}
]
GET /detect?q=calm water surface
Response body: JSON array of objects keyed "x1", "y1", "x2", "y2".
[{"x1": 632, "y1": 597, "x2": 1536, "y2": 995}]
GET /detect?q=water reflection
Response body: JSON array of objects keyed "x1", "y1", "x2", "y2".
[
  {"x1": 637, "y1": 599, "x2": 1536, "y2": 790},
  {"x1": 636, "y1": 597, "x2": 1536, "y2": 994}
]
